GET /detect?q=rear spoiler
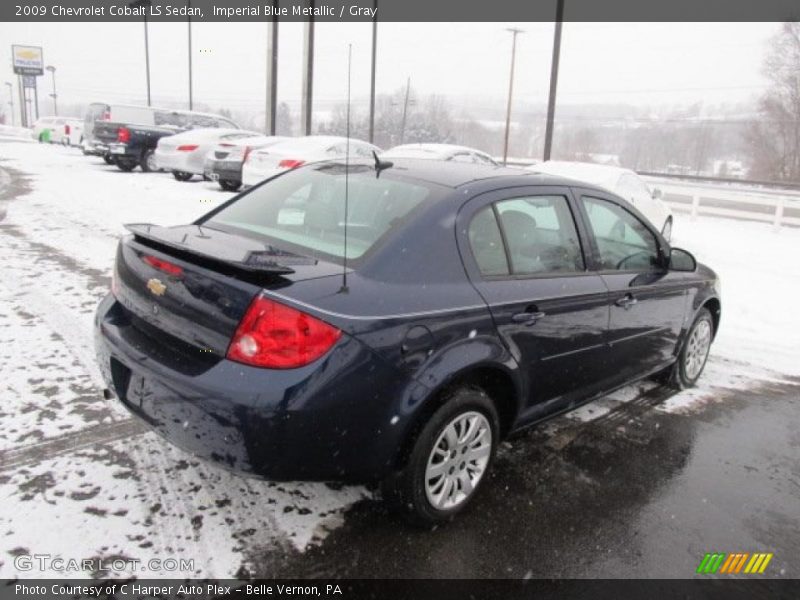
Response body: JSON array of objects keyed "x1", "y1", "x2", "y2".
[{"x1": 124, "y1": 223, "x2": 316, "y2": 275}]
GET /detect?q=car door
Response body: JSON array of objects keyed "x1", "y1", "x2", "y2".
[
  {"x1": 458, "y1": 186, "x2": 610, "y2": 421},
  {"x1": 576, "y1": 189, "x2": 687, "y2": 382}
]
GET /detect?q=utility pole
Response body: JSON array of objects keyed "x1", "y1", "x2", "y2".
[
  {"x1": 33, "y1": 80, "x2": 39, "y2": 120},
  {"x1": 17, "y1": 75, "x2": 26, "y2": 127},
  {"x1": 144, "y1": 15, "x2": 151, "y2": 105},
  {"x1": 4, "y1": 82, "x2": 14, "y2": 126},
  {"x1": 503, "y1": 27, "x2": 524, "y2": 166},
  {"x1": 300, "y1": 0, "x2": 315, "y2": 135},
  {"x1": 46, "y1": 66, "x2": 57, "y2": 116},
  {"x1": 130, "y1": 0, "x2": 153, "y2": 105},
  {"x1": 265, "y1": 7, "x2": 278, "y2": 135},
  {"x1": 543, "y1": 0, "x2": 565, "y2": 162},
  {"x1": 399, "y1": 76, "x2": 411, "y2": 144},
  {"x1": 187, "y1": 0, "x2": 193, "y2": 110},
  {"x1": 368, "y1": 0, "x2": 377, "y2": 143}
]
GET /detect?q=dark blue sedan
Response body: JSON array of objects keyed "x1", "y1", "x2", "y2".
[{"x1": 95, "y1": 158, "x2": 721, "y2": 524}]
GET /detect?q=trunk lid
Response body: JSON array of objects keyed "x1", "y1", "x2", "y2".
[{"x1": 115, "y1": 224, "x2": 341, "y2": 356}]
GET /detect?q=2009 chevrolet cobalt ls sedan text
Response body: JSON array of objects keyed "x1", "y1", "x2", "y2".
[{"x1": 95, "y1": 158, "x2": 721, "y2": 524}]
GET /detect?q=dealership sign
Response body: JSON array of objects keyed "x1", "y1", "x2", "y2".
[{"x1": 11, "y1": 45, "x2": 44, "y2": 75}]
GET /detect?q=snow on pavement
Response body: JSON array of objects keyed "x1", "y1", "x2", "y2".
[
  {"x1": 0, "y1": 142, "x2": 366, "y2": 579},
  {"x1": 0, "y1": 141, "x2": 798, "y2": 576}
]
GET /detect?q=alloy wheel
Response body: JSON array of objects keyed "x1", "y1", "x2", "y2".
[
  {"x1": 684, "y1": 319, "x2": 711, "y2": 380},
  {"x1": 424, "y1": 411, "x2": 492, "y2": 510}
]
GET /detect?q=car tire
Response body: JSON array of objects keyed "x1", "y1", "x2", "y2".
[
  {"x1": 662, "y1": 217, "x2": 673, "y2": 242},
  {"x1": 172, "y1": 170, "x2": 193, "y2": 182},
  {"x1": 219, "y1": 180, "x2": 241, "y2": 192},
  {"x1": 116, "y1": 158, "x2": 138, "y2": 172},
  {"x1": 382, "y1": 385, "x2": 499, "y2": 526},
  {"x1": 103, "y1": 154, "x2": 115, "y2": 165},
  {"x1": 140, "y1": 150, "x2": 157, "y2": 173},
  {"x1": 667, "y1": 308, "x2": 714, "y2": 389}
]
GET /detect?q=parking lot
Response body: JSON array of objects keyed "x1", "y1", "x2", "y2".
[{"x1": 0, "y1": 140, "x2": 798, "y2": 579}]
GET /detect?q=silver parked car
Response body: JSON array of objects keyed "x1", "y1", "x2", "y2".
[{"x1": 155, "y1": 128, "x2": 262, "y2": 181}]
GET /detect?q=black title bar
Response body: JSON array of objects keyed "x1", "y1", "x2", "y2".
[{"x1": 3, "y1": 0, "x2": 800, "y2": 22}]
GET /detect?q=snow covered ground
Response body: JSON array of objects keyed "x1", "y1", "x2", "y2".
[{"x1": 0, "y1": 141, "x2": 797, "y2": 578}]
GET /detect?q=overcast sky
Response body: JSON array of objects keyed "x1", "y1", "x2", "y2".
[{"x1": 0, "y1": 21, "x2": 779, "y2": 119}]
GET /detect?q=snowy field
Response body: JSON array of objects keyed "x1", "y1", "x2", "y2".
[{"x1": 0, "y1": 141, "x2": 798, "y2": 578}]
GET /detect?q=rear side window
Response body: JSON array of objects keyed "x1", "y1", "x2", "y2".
[
  {"x1": 468, "y1": 195, "x2": 584, "y2": 277},
  {"x1": 204, "y1": 164, "x2": 432, "y2": 263},
  {"x1": 496, "y1": 196, "x2": 584, "y2": 275},
  {"x1": 468, "y1": 207, "x2": 509, "y2": 276}
]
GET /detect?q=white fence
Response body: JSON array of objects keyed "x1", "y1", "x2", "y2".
[{"x1": 642, "y1": 177, "x2": 800, "y2": 231}]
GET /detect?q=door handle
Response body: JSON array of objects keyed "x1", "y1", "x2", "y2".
[
  {"x1": 615, "y1": 294, "x2": 638, "y2": 309},
  {"x1": 511, "y1": 308, "x2": 546, "y2": 325}
]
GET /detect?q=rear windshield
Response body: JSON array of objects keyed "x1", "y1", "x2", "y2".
[{"x1": 202, "y1": 163, "x2": 433, "y2": 263}]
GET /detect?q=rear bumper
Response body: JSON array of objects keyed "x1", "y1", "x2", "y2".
[
  {"x1": 83, "y1": 139, "x2": 109, "y2": 155},
  {"x1": 156, "y1": 150, "x2": 204, "y2": 174},
  {"x1": 108, "y1": 143, "x2": 137, "y2": 159},
  {"x1": 204, "y1": 158, "x2": 242, "y2": 183},
  {"x1": 94, "y1": 294, "x2": 417, "y2": 482}
]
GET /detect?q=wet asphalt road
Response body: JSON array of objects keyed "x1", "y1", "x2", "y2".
[{"x1": 252, "y1": 380, "x2": 800, "y2": 579}]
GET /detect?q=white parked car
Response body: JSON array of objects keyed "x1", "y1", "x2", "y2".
[
  {"x1": 241, "y1": 136, "x2": 382, "y2": 188},
  {"x1": 383, "y1": 143, "x2": 498, "y2": 166},
  {"x1": 154, "y1": 128, "x2": 261, "y2": 181},
  {"x1": 58, "y1": 118, "x2": 84, "y2": 146},
  {"x1": 529, "y1": 161, "x2": 674, "y2": 241},
  {"x1": 31, "y1": 116, "x2": 65, "y2": 143}
]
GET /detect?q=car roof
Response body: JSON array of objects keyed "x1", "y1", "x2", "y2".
[
  {"x1": 529, "y1": 160, "x2": 634, "y2": 189},
  {"x1": 385, "y1": 143, "x2": 487, "y2": 157},
  {"x1": 97, "y1": 102, "x2": 237, "y2": 121},
  {"x1": 223, "y1": 135, "x2": 288, "y2": 147},
  {"x1": 168, "y1": 128, "x2": 256, "y2": 141},
  {"x1": 257, "y1": 136, "x2": 377, "y2": 154},
  {"x1": 362, "y1": 157, "x2": 574, "y2": 189}
]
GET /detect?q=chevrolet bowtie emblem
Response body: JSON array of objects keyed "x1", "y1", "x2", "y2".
[{"x1": 147, "y1": 278, "x2": 167, "y2": 296}]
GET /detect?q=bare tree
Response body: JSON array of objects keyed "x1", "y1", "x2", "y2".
[{"x1": 746, "y1": 22, "x2": 800, "y2": 181}]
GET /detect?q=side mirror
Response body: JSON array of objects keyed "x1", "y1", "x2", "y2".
[
  {"x1": 652, "y1": 188, "x2": 663, "y2": 200},
  {"x1": 669, "y1": 247, "x2": 697, "y2": 272}
]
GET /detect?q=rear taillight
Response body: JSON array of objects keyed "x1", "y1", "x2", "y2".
[
  {"x1": 142, "y1": 254, "x2": 184, "y2": 277},
  {"x1": 177, "y1": 144, "x2": 199, "y2": 152},
  {"x1": 219, "y1": 143, "x2": 234, "y2": 147},
  {"x1": 227, "y1": 296, "x2": 341, "y2": 369},
  {"x1": 117, "y1": 127, "x2": 130, "y2": 143},
  {"x1": 278, "y1": 159, "x2": 305, "y2": 169},
  {"x1": 64, "y1": 124, "x2": 71, "y2": 135}
]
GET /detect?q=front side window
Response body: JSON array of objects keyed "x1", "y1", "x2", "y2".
[{"x1": 581, "y1": 196, "x2": 660, "y2": 271}]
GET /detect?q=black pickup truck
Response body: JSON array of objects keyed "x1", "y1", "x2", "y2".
[
  {"x1": 92, "y1": 121, "x2": 177, "y2": 172},
  {"x1": 85, "y1": 104, "x2": 240, "y2": 172}
]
